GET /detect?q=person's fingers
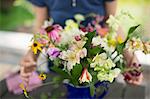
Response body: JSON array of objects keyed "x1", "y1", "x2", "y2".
[
  {"x1": 130, "y1": 55, "x2": 140, "y2": 67},
  {"x1": 123, "y1": 49, "x2": 134, "y2": 66},
  {"x1": 127, "y1": 73, "x2": 143, "y2": 85},
  {"x1": 24, "y1": 66, "x2": 36, "y2": 73},
  {"x1": 21, "y1": 72, "x2": 32, "y2": 78},
  {"x1": 23, "y1": 61, "x2": 36, "y2": 67}
]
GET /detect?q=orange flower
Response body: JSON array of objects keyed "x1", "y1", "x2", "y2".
[{"x1": 97, "y1": 28, "x2": 108, "y2": 37}]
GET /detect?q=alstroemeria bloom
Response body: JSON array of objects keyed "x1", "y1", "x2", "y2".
[
  {"x1": 45, "y1": 24, "x2": 62, "y2": 43},
  {"x1": 90, "y1": 53, "x2": 107, "y2": 68},
  {"x1": 92, "y1": 36, "x2": 101, "y2": 46},
  {"x1": 70, "y1": 41, "x2": 87, "y2": 59},
  {"x1": 59, "y1": 50, "x2": 80, "y2": 71},
  {"x1": 79, "y1": 68, "x2": 92, "y2": 83},
  {"x1": 47, "y1": 47, "x2": 60, "y2": 60},
  {"x1": 126, "y1": 38, "x2": 144, "y2": 51}
]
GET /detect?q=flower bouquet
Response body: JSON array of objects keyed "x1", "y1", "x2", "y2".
[{"x1": 27, "y1": 12, "x2": 150, "y2": 98}]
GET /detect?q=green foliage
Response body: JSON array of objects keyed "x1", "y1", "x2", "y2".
[
  {"x1": 40, "y1": 93, "x2": 48, "y2": 99},
  {"x1": 90, "y1": 84, "x2": 95, "y2": 97},
  {"x1": 50, "y1": 66, "x2": 71, "y2": 79},
  {"x1": 116, "y1": 24, "x2": 140, "y2": 54},
  {"x1": 89, "y1": 46, "x2": 104, "y2": 56},
  {"x1": 70, "y1": 64, "x2": 82, "y2": 85},
  {"x1": 127, "y1": 24, "x2": 140, "y2": 39},
  {"x1": 0, "y1": 1, "x2": 34, "y2": 30},
  {"x1": 84, "y1": 31, "x2": 96, "y2": 55}
]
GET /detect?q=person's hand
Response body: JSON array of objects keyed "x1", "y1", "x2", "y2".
[
  {"x1": 20, "y1": 50, "x2": 37, "y2": 87},
  {"x1": 123, "y1": 49, "x2": 143, "y2": 85},
  {"x1": 126, "y1": 73, "x2": 143, "y2": 85}
]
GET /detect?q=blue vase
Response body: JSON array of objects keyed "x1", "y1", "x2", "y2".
[{"x1": 64, "y1": 81, "x2": 109, "y2": 99}]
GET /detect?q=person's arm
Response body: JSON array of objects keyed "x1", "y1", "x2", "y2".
[
  {"x1": 20, "y1": 5, "x2": 48, "y2": 86},
  {"x1": 33, "y1": 6, "x2": 48, "y2": 33},
  {"x1": 103, "y1": 0, "x2": 117, "y2": 28},
  {"x1": 104, "y1": 0, "x2": 117, "y2": 21}
]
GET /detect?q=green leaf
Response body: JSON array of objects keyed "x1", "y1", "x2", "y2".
[
  {"x1": 71, "y1": 64, "x2": 82, "y2": 78},
  {"x1": 50, "y1": 66, "x2": 70, "y2": 79},
  {"x1": 40, "y1": 93, "x2": 48, "y2": 99},
  {"x1": 89, "y1": 46, "x2": 104, "y2": 56},
  {"x1": 87, "y1": 58, "x2": 92, "y2": 64},
  {"x1": 52, "y1": 76, "x2": 64, "y2": 84},
  {"x1": 116, "y1": 24, "x2": 140, "y2": 54},
  {"x1": 127, "y1": 24, "x2": 140, "y2": 40},
  {"x1": 53, "y1": 58, "x2": 61, "y2": 67},
  {"x1": 90, "y1": 84, "x2": 95, "y2": 97},
  {"x1": 116, "y1": 43, "x2": 125, "y2": 54},
  {"x1": 84, "y1": 31, "x2": 96, "y2": 49},
  {"x1": 70, "y1": 64, "x2": 83, "y2": 85}
]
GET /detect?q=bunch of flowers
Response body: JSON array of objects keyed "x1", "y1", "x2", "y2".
[{"x1": 29, "y1": 13, "x2": 149, "y2": 96}]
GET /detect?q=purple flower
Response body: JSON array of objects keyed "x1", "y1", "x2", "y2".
[{"x1": 47, "y1": 48, "x2": 60, "y2": 60}]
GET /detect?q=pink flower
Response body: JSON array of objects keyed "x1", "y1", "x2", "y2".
[
  {"x1": 75, "y1": 35, "x2": 81, "y2": 41},
  {"x1": 86, "y1": 23, "x2": 94, "y2": 32},
  {"x1": 45, "y1": 24, "x2": 62, "y2": 43},
  {"x1": 79, "y1": 68, "x2": 92, "y2": 83},
  {"x1": 39, "y1": 28, "x2": 47, "y2": 35},
  {"x1": 38, "y1": 38, "x2": 49, "y2": 45},
  {"x1": 80, "y1": 26, "x2": 87, "y2": 32}
]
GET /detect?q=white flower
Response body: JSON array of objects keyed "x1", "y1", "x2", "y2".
[
  {"x1": 92, "y1": 36, "x2": 101, "y2": 46},
  {"x1": 64, "y1": 19, "x2": 78, "y2": 31},
  {"x1": 78, "y1": 48, "x2": 87, "y2": 59},
  {"x1": 105, "y1": 58, "x2": 116, "y2": 69},
  {"x1": 108, "y1": 68, "x2": 121, "y2": 82},
  {"x1": 79, "y1": 68, "x2": 92, "y2": 83},
  {"x1": 97, "y1": 68, "x2": 121, "y2": 83},
  {"x1": 70, "y1": 40, "x2": 87, "y2": 59},
  {"x1": 110, "y1": 68, "x2": 121, "y2": 78},
  {"x1": 74, "y1": 14, "x2": 85, "y2": 22},
  {"x1": 59, "y1": 50, "x2": 80, "y2": 71},
  {"x1": 126, "y1": 37, "x2": 144, "y2": 52},
  {"x1": 70, "y1": 40, "x2": 86, "y2": 51},
  {"x1": 111, "y1": 51, "x2": 118, "y2": 59},
  {"x1": 42, "y1": 19, "x2": 54, "y2": 28},
  {"x1": 90, "y1": 53, "x2": 107, "y2": 68},
  {"x1": 59, "y1": 28, "x2": 86, "y2": 45},
  {"x1": 106, "y1": 15, "x2": 120, "y2": 31}
]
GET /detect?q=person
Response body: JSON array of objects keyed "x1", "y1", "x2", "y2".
[{"x1": 20, "y1": 0, "x2": 142, "y2": 88}]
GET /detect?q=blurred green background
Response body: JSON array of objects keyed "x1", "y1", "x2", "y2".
[{"x1": 0, "y1": 0, "x2": 150, "y2": 37}]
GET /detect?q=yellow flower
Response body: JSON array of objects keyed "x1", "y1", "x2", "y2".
[
  {"x1": 117, "y1": 35, "x2": 124, "y2": 44},
  {"x1": 19, "y1": 83, "x2": 29, "y2": 98},
  {"x1": 108, "y1": 39, "x2": 116, "y2": 47},
  {"x1": 38, "y1": 73, "x2": 47, "y2": 80},
  {"x1": 31, "y1": 41, "x2": 43, "y2": 54},
  {"x1": 74, "y1": 14, "x2": 85, "y2": 22},
  {"x1": 64, "y1": 19, "x2": 78, "y2": 31}
]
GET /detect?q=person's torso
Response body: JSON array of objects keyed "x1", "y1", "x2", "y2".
[{"x1": 44, "y1": 0, "x2": 106, "y2": 26}]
